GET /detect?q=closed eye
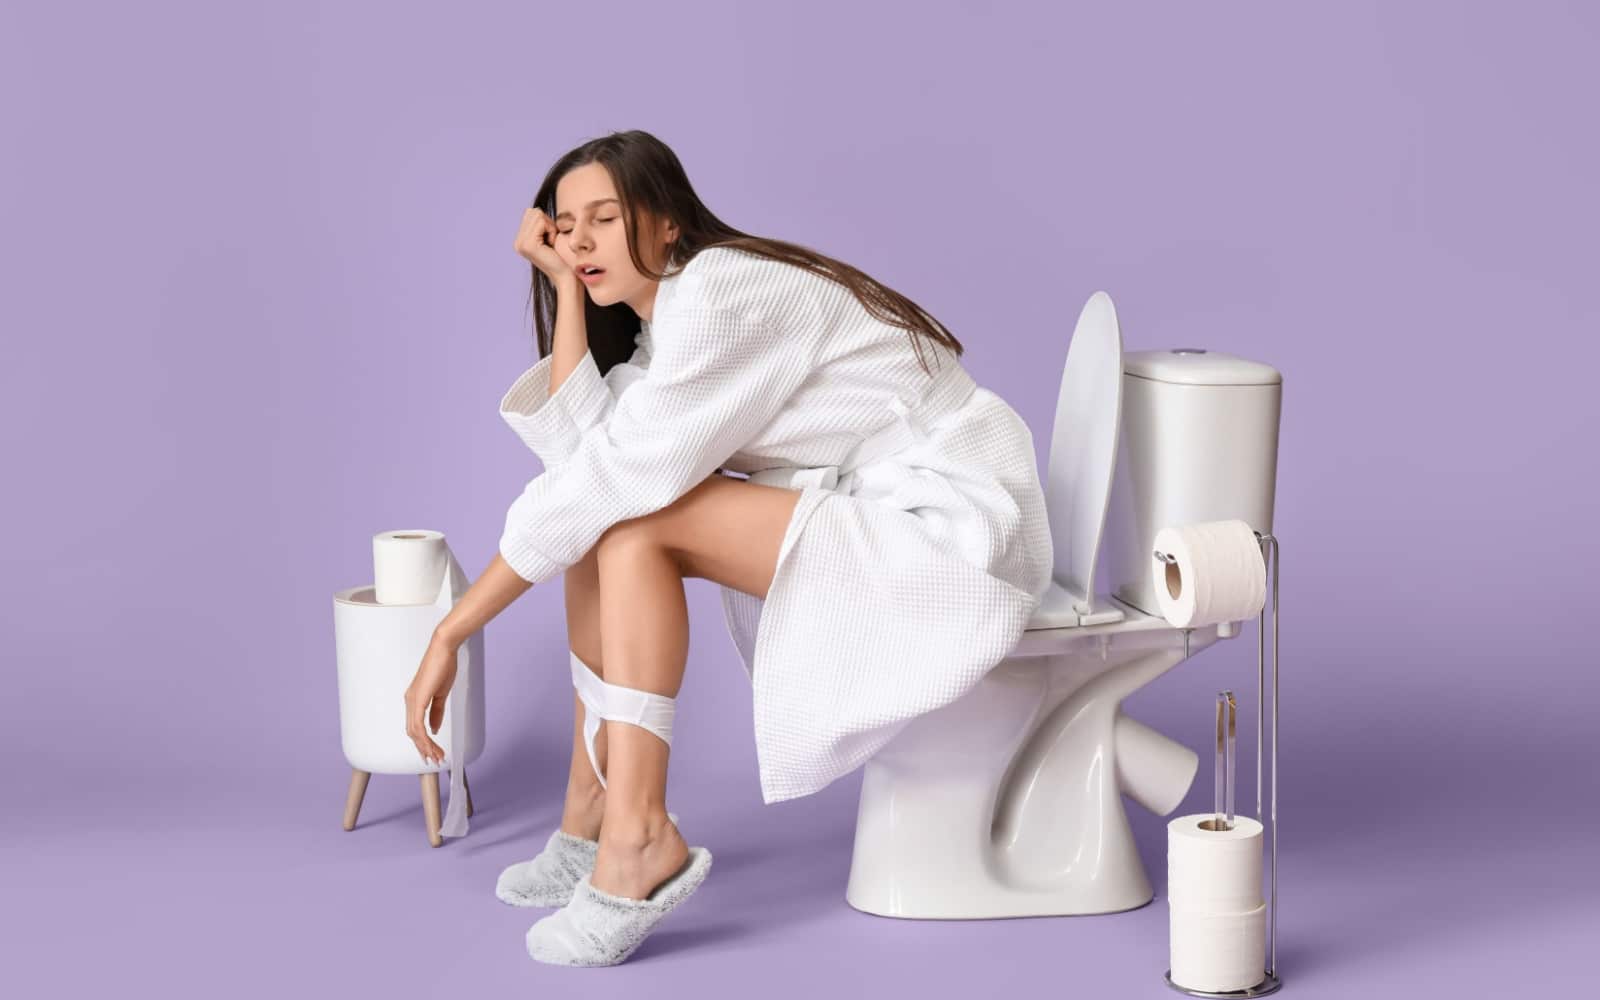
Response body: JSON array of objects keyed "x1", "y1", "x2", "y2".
[{"x1": 558, "y1": 218, "x2": 617, "y2": 235}]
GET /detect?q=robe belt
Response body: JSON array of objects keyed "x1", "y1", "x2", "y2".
[{"x1": 746, "y1": 361, "x2": 978, "y2": 493}]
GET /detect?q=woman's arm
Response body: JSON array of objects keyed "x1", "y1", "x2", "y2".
[
  {"x1": 432, "y1": 552, "x2": 533, "y2": 648},
  {"x1": 546, "y1": 275, "x2": 588, "y2": 395},
  {"x1": 406, "y1": 552, "x2": 530, "y2": 764},
  {"x1": 498, "y1": 274, "x2": 647, "y2": 470},
  {"x1": 432, "y1": 277, "x2": 587, "y2": 649},
  {"x1": 498, "y1": 296, "x2": 821, "y2": 585}
]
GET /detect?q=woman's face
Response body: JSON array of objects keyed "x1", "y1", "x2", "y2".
[{"x1": 553, "y1": 162, "x2": 676, "y2": 321}]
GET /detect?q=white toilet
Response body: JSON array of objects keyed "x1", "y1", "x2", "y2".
[{"x1": 845, "y1": 292, "x2": 1283, "y2": 919}]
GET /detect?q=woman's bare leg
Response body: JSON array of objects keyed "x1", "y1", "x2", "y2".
[
  {"x1": 588, "y1": 473, "x2": 802, "y2": 899},
  {"x1": 560, "y1": 546, "x2": 608, "y2": 840}
]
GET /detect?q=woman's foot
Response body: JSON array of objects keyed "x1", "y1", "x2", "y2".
[
  {"x1": 589, "y1": 812, "x2": 689, "y2": 900},
  {"x1": 525, "y1": 846, "x2": 713, "y2": 967}
]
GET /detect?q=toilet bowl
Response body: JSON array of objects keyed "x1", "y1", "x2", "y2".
[{"x1": 845, "y1": 292, "x2": 1283, "y2": 919}]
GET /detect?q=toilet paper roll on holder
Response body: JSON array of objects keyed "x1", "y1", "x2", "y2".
[{"x1": 1159, "y1": 529, "x2": 1282, "y2": 998}]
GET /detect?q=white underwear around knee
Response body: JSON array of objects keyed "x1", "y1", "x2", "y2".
[{"x1": 569, "y1": 651, "x2": 676, "y2": 789}]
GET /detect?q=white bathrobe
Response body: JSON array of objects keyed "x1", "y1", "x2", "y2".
[{"x1": 497, "y1": 246, "x2": 1053, "y2": 803}]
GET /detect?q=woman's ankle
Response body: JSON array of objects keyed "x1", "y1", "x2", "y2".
[
  {"x1": 559, "y1": 784, "x2": 606, "y2": 840},
  {"x1": 596, "y1": 804, "x2": 676, "y2": 850}
]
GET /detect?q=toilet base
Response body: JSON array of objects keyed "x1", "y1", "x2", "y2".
[{"x1": 845, "y1": 623, "x2": 1222, "y2": 919}]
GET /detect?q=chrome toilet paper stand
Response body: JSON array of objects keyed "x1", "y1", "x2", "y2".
[{"x1": 1161, "y1": 530, "x2": 1283, "y2": 997}]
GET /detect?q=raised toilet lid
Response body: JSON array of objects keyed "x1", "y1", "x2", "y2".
[{"x1": 1027, "y1": 291, "x2": 1124, "y2": 630}]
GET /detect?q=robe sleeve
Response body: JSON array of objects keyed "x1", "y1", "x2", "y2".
[
  {"x1": 497, "y1": 341, "x2": 652, "y2": 470},
  {"x1": 497, "y1": 299, "x2": 820, "y2": 585}
]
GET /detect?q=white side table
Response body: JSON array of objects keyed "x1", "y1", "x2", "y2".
[{"x1": 333, "y1": 582, "x2": 486, "y2": 846}]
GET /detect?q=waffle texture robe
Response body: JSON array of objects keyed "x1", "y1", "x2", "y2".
[{"x1": 498, "y1": 247, "x2": 1053, "y2": 803}]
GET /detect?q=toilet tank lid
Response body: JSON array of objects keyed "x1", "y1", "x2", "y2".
[{"x1": 1124, "y1": 348, "x2": 1282, "y2": 386}]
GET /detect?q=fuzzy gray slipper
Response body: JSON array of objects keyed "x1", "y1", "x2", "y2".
[
  {"x1": 525, "y1": 846, "x2": 713, "y2": 966},
  {"x1": 496, "y1": 812, "x2": 679, "y2": 909},
  {"x1": 496, "y1": 829, "x2": 598, "y2": 908}
]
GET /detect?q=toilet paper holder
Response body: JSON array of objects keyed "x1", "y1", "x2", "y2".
[{"x1": 1163, "y1": 530, "x2": 1282, "y2": 998}]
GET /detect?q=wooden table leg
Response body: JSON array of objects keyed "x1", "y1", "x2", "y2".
[
  {"x1": 421, "y1": 772, "x2": 442, "y2": 848},
  {"x1": 463, "y1": 768, "x2": 474, "y2": 818},
  {"x1": 343, "y1": 768, "x2": 371, "y2": 831}
]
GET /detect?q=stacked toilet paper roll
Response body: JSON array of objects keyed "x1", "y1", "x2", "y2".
[
  {"x1": 1168, "y1": 814, "x2": 1267, "y2": 992},
  {"x1": 1151, "y1": 519, "x2": 1266, "y2": 629},
  {"x1": 333, "y1": 530, "x2": 485, "y2": 838},
  {"x1": 373, "y1": 529, "x2": 452, "y2": 604}
]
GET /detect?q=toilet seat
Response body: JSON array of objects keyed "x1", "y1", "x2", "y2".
[
  {"x1": 1026, "y1": 579, "x2": 1126, "y2": 629},
  {"x1": 1016, "y1": 591, "x2": 1171, "y2": 658}
]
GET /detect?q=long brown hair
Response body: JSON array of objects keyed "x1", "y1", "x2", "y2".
[{"x1": 526, "y1": 129, "x2": 964, "y2": 378}]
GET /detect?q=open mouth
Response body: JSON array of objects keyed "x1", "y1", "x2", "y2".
[{"x1": 579, "y1": 265, "x2": 606, "y2": 282}]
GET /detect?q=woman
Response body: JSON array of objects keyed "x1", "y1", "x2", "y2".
[{"x1": 403, "y1": 129, "x2": 1053, "y2": 967}]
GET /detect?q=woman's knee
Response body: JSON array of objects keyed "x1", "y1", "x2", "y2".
[{"x1": 595, "y1": 513, "x2": 684, "y2": 575}]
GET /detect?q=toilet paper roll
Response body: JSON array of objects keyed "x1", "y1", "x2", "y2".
[
  {"x1": 1167, "y1": 813, "x2": 1264, "y2": 911},
  {"x1": 373, "y1": 529, "x2": 450, "y2": 605},
  {"x1": 1169, "y1": 902, "x2": 1267, "y2": 993},
  {"x1": 1167, "y1": 813, "x2": 1267, "y2": 993},
  {"x1": 334, "y1": 545, "x2": 485, "y2": 839},
  {"x1": 1151, "y1": 520, "x2": 1266, "y2": 628}
]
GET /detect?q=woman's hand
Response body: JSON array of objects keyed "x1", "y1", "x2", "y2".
[
  {"x1": 404, "y1": 633, "x2": 460, "y2": 767},
  {"x1": 515, "y1": 206, "x2": 577, "y2": 284}
]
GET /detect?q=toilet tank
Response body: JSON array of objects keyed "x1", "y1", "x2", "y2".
[{"x1": 1102, "y1": 348, "x2": 1283, "y2": 618}]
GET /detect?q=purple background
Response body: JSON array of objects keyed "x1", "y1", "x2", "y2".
[{"x1": 5, "y1": 1, "x2": 1594, "y2": 995}]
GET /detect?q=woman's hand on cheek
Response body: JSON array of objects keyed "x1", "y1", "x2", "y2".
[{"x1": 515, "y1": 206, "x2": 578, "y2": 284}]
